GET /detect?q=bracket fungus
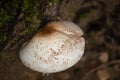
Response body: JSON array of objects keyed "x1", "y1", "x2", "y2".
[{"x1": 19, "y1": 21, "x2": 85, "y2": 74}]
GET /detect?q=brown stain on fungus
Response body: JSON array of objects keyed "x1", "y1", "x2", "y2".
[{"x1": 35, "y1": 23, "x2": 57, "y2": 37}]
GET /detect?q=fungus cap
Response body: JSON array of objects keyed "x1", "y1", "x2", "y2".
[{"x1": 19, "y1": 21, "x2": 85, "y2": 73}]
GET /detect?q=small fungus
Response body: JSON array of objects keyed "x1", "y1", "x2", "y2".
[{"x1": 19, "y1": 21, "x2": 85, "y2": 74}]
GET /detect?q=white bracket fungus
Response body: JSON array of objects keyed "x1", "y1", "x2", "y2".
[{"x1": 19, "y1": 21, "x2": 85, "y2": 74}]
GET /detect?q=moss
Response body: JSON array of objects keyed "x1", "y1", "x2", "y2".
[
  {"x1": 0, "y1": 9, "x2": 12, "y2": 27},
  {"x1": 0, "y1": 33, "x2": 6, "y2": 43},
  {"x1": 0, "y1": 0, "x2": 22, "y2": 46},
  {"x1": 53, "y1": 0, "x2": 59, "y2": 4},
  {"x1": 12, "y1": 37, "x2": 18, "y2": 42},
  {"x1": 21, "y1": 0, "x2": 41, "y2": 23},
  {"x1": 0, "y1": 0, "x2": 21, "y2": 27},
  {"x1": 48, "y1": 0, "x2": 59, "y2": 6},
  {"x1": 23, "y1": 28, "x2": 32, "y2": 35},
  {"x1": 21, "y1": 0, "x2": 59, "y2": 23},
  {"x1": 12, "y1": 27, "x2": 33, "y2": 42},
  {"x1": 0, "y1": 0, "x2": 60, "y2": 52}
]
